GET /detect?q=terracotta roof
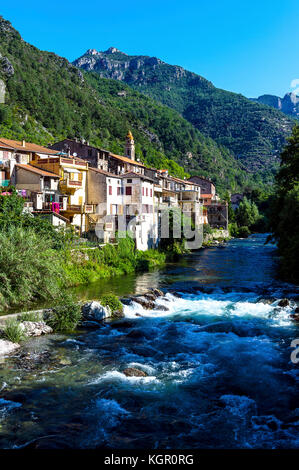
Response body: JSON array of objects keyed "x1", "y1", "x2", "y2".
[
  {"x1": 169, "y1": 175, "x2": 200, "y2": 186},
  {"x1": 0, "y1": 138, "x2": 57, "y2": 155},
  {"x1": 15, "y1": 164, "x2": 60, "y2": 178},
  {"x1": 0, "y1": 141, "x2": 14, "y2": 150},
  {"x1": 109, "y1": 153, "x2": 145, "y2": 167},
  {"x1": 201, "y1": 194, "x2": 213, "y2": 198}
]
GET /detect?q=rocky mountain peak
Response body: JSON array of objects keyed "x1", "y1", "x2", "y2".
[
  {"x1": 86, "y1": 48, "x2": 99, "y2": 56},
  {"x1": 104, "y1": 47, "x2": 126, "y2": 55}
]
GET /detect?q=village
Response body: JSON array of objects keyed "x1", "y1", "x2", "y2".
[{"x1": 0, "y1": 131, "x2": 228, "y2": 250}]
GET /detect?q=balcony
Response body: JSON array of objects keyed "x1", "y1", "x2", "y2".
[
  {"x1": 179, "y1": 190, "x2": 200, "y2": 202},
  {"x1": 59, "y1": 178, "x2": 82, "y2": 194},
  {"x1": 61, "y1": 204, "x2": 82, "y2": 214}
]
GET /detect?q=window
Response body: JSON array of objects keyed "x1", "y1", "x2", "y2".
[
  {"x1": 127, "y1": 179, "x2": 132, "y2": 183},
  {"x1": 142, "y1": 187, "x2": 144, "y2": 196},
  {"x1": 109, "y1": 186, "x2": 112, "y2": 195},
  {"x1": 117, "y1": 186, "x2": 122, "y2": 195},
  {"x1": 125, "y1": 186, "x2": 132, "y2": 196},
  {"x1": 88, "y1": 149, "x2": 92, "y2": 157},
  {"x1": 150, "y1": 189, "x2": 152, "y2": 197},
  {"x1": 146, "y1": 188, "x2": 148, "y2": 197}
]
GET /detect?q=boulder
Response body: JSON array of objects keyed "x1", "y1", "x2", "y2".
[
  {"x1": 132, "y1": 296, "x2": 155, "y2": 310},
  {"x1": 81, "y1": 301, "x2": 111, "y2": 322},
  {"x1": 154, "y1": 304, "x2": 169, "y2": 311},
  {"x1": 0, "y1": 339, "x2": 20, "y2": 356},
  {"x1": 119, "y1": 297, "x2": 133, "y2": 306},
  {"x1": 126, "y1": 329, "x2": 145, "y2": 339},
  {"x1": 123, "y1": 367, "x2": 148, "y2": 377},
  {"x1": 290, "y1": 313, "x2": 299, "y2": 322},
  {"x1": 294, "y1": 307, "x2": 299, "y2": 314},
  {"x1": 19, "y1": 321, "x2": 53, "y2": 337},
  {"x1": 81, "y1": 320, "x2": 103, "y2": 329},
  {"x1": 111, "y1": 309, "x2": 125, "y2": 319},
  {"x1": 150, "y1": 288, "x2": 164, "y2": 298},
  {"x1": 278, "y1": 298, "x2": 290, "y2": 307},
  {"x1": 144, "y1": 293, "x2": 157, "y2": 302}
]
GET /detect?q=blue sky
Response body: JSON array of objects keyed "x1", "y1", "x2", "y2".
[{"x1": 1, "y1": 0, "x2": 298, "y2": 97}]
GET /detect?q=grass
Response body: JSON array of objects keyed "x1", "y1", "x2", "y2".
[
  {"x1": 45, "y1": 297, "x2": 82, "y2": 333},
  {"x1": 3, "y1": 319, "x2": 26, "y2": 343},
  {"x1": 99, "y1": 294, "x2": 123, "y2": 315},
  {"x1": 17, "y1": 311, "x2": 41, "y2": 322}
]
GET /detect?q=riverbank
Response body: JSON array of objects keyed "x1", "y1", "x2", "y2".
[{"x1": 1, "y1": 235, "x2": 299, "y2": 449}]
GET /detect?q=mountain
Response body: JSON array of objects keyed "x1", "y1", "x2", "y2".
[
  {"x1": 74, "y1": 48, "x2": 295, "y2": 180},
  {"x1": 0, "y1": 16, "x2": 262, "y2": 194},
  {"x1": 252, "y1": 93, "x2": 299, "y2": 119}
]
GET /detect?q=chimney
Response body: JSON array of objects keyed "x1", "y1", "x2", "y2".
[{"x1": 22, "y1": 140, "x2": 25, "y2": 147}]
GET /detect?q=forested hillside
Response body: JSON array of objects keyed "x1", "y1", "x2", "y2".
[
  {"x1": 0, "y1": 16, "x2": 279, "y2": 193},
  {"x1": 75, "y1": 48, "x2": 295, "y2": 185}
]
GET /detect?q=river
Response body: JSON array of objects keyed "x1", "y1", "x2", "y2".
[{"x1": 0, "y1": 234, "x2": 299, "y2": 449}]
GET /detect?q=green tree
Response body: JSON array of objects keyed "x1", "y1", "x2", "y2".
[
  {"x1": 235, "y1": 197, "x2": 260, "y2": 229},
  {"x1": 269, "y1": 125, "x2": 299, "y2": 283}
]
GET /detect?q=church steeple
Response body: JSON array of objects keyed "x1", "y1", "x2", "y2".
[{"x1": 125, "y1": 130, "x2": 135, "y2": 161}]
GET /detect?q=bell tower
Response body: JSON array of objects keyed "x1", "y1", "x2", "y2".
[{"x1": 125, "y1": 130, "x2": 135, "y2": 161}]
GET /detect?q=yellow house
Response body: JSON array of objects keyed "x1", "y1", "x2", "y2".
[{"x1": 31, "y1": 154, "x2": 89, "y2": 233}]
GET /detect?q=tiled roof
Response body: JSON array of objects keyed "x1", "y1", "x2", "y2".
[
  {"x1": 0, "y1": 141, "x2": 14, "y2": 150},
  {"x1": 109, "y1": 153, "x2": 145, "y2": 167},
  {"x1": 0, "y1": 138, "x2": 58, "y2": 155},
  {"x1": 169, "y1": 175, "x2": 200, "y2": 186},
  {"x1": 15, "y1": 164, "x2": 60, "y2": 178}
]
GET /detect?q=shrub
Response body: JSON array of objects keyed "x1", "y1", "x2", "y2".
[
  {"x1": 17, "y1": 311, "x2": 41, "y2": 322},
  {"x1": 237, "y1": 226, "x2": 251, "y2": 238},
  {"x1": 3, "y1": 319, "x2": 26, "y2": 343},
  {"x1": 203, "y1": 224, "x2": 213, "y2": 236},
  {"x1": 229, "y1": 222, "x2": 239, "y2": 237},
  {"x1": 0, "y1": 227, "x2": 64, "y2": 310},
  {"x1": 46, "y1": 296, "x2": 82, "y2": 332},
  {"x1": 99, "y1": 293, "x2": 123, "y2": 314}
]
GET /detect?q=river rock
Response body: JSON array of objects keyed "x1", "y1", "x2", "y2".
[
  {"x1": 123, "y1": 367, "x2": 148, "y2": 377},
  {"x1": 81, "y1": 320, "x2": 103, "y2": 329},
  {"x1": 132, "y1": 296, "x2": 155, "y2": 310},
  {"x1": 126, "y1": 329, "x2": 145, "y2": 339},
  {"x1": 144, "y1": 293, "x2": 157, "y2": 302},
  {"x1": 19, "y1": 321, "x2": 53, "y2": 337},
  {"x1": 150, "y1": 288, "x2": 164, "y2": 298},
  {"x1": 278, "y1": 298, "x2": 290, "y2": 307},
  {"x1": 290, "y1": 313, "x2": 299, "y2": 322},
  {"x1": 119, "y1": 297, "x2": 132, "y2": 306},
  {"x1": 81, "y1": 301, "x2": 111, "y2": 322},
  {"x1": 0, "y1": 339, "x2": 20, "y2": 356},
  {"x1": 154, "y1": 304, "x2": 169, "y2": 311},
  {"x1": 112, "y1": 308, "x2": 125, "y2": 319}
]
